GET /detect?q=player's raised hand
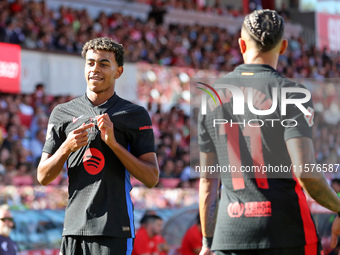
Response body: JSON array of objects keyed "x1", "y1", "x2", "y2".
[
  {"x1": 96, "y1": 113, "x2": 116, "y2": 145},
  {"x1": 64, "y1": 123, "x2": 94, "y2": 152}
]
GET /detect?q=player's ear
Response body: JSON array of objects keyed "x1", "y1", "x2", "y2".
[
  {"x1": 115, "y1": 66, "x2": 124, "y2": 79},
  {"x1": 279, "y1": 39, "x2": 288, "y2": 55},
  {"x1": 238, "y1": 38, "x2": 246, "y2": 54}
]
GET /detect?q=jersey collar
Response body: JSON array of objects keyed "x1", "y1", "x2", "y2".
[
  {"x1": 235, "y1": 64, "x2": 277, "y2": 73},
  {"x1": 83, "y1": 92, "x2": 120, "y2": 109}
]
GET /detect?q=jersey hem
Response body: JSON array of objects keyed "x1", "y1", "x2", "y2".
[{"x1": 212, "y1": 237, "x2": 320, "y2": 250}]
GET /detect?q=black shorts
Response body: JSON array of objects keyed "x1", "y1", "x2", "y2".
[
  {"x1": 214, "y1": 242, "x2": 323, "y2": 255},
  {"x1": 60, "y1": 235, "x2": 133, "y2": 255}
]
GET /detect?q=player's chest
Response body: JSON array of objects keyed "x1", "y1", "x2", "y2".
[{"x1": 63, "y1": 110, "x2": 126, "y2": 140}]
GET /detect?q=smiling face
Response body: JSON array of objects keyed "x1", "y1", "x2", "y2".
[{"x1": 85, "y1": 49, "x2": 123, "y2": 102}]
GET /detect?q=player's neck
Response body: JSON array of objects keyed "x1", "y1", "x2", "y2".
[
  {"x1": 243, "y1": 50, "x2": 279, "y2": 70},
  {"x1": 86, "y1": 89, "x2": 114, "y2": 106}
]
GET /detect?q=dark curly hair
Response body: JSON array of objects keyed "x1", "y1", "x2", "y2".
[
  {"x1": 242, "y1": 9, "x2": 284, "y2": 52},
  {"x1": 81, "y1": 37, "x2": 125, "y2": 67}
]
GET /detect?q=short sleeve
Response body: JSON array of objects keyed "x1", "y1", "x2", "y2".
[
  {"x1": 283, "y1": 84, "x2": 314, "y2": 141},
  {"x1": 42, "y1": 105, "x2": 66, "y2": 155},
  {"x1": 125, "y1": 107, "x2": 155, "y2": 157},
  {"x1": 198, "y1": 111, "x2": 216, "y2": 153}
]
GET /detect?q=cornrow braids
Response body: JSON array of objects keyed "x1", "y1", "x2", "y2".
[
  {"x1": 243, "y1": 9, "x2": 284, "y2": 52},
  {"x1": 81, "y1": 37, "x2": 125, "y2": 66}
]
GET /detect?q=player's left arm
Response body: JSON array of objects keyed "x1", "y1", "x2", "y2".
[
  {"x1": 96, "y1": 113, "x2": 159, "y2": 188},
  {"x1": 199, "y1": 151, "x2": 219, "y2": 255},
  {"x1": 287, "y1": 137, "x2": 340, "y2": 248}
]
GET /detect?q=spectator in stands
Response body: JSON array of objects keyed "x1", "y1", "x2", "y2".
[
  {"x1": 332, "y1": 179, "x2": 340, "y2": 197},
  {"x1": 140, "y1": 210, "x2": 169, "y2": 255},
  {"x1": 1, "y1": 124, "x2": 18, "y2": 153},
  {"x1": 160, "y1": 158, "x2": 175, "y2": 178},
  {"x1": 180, "y1": 213, "x2": 202, "y2": 255},
  {"x1": 29, "y1": 113, "x2": 48, "y2": 138},
  {"x1": 133, "y1": 214, "x2": 168, "y2": 255},
  {"x1": 148, "y1": 0, "x2": 167, "y2": 25},
  {"x1": 30, "y1": 128, "x2": 45, "y2": 166},
  {"x1": 31, "y1": 83, "x2": 46, "y2": 109},
  {"x1": 0, "y1": 204, "x2": 17, "y2": 255},
  {"x1": 12, "y1": 162, "x2": 34, "y2": 186}
]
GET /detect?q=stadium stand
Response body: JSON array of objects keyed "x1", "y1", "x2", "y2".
[{"x1": 0, "y1": 0, "x2": 340, "y2": 254}]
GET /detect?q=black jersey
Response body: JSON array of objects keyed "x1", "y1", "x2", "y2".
[
  {"x1": 43, "y1": 93, "x2": 155, "y2": 238},
  {"x1": 198, "y1": 64, "x2": 318, "y2": 250}
]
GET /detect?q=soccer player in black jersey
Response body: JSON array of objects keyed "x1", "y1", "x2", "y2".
[
  {"x1": 198, "y1": 10, "x2": 340, "y2": 255},
  {"x1": 37, "y1": 37, "x2": 159, "y2": 255}
]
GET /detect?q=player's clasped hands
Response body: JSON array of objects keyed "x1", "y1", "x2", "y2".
[
  {"x1": 96, "y1": 113, "x2": 116, "y2": 145},
  {"x1": 65, "y1": 123, "x2": 94, "y2": 152}
]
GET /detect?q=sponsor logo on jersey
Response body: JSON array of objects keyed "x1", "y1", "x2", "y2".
[
  {"x1": 72, "y1": 115, "x2": 83, "y2": 123},
  {"x1": 304, "y1": 106, "x2": 315, "y2": 127},
  {"x1": 228, "y1": 201, "x2": 271, "y2": 218},
  {"x1": 244, "y1": 201, "x2": 272, "y2": 217},
  {"x1": 227, "y1": 202, "x2": 244, "y2": 218},
  {"x1": 83, "y1": 148, "x2": 105, "y2": 175},
  {"x1": 139, "y1": 125, "x2": 153, "y2": 130}
]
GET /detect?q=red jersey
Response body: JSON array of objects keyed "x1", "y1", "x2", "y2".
[
  {"x1": 180, "y1": 224, "x2": 202, "y2": 255},
  {"x1": 132, "y1": 227, "x2": 157, "y2": 255}
]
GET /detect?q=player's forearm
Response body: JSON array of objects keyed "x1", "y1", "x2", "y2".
[
  {"x1": 287, "y1": 137, "x2": 340, "y2": 212},
  {"x1": 37, "y1": 144, "x2": 71, "y2": 185},
  {"x1": 299, "y1": 177, "x2": 340, "y2": 212},
  {"x1": 199, "y1": 177, "x2": 219, "y2": 237},
  {"x1": 108, "y1": 142, "x2": 159, "y2": 188}
]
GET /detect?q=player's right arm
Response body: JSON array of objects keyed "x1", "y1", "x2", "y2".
[
  {"x1": 286, "y1": 136, "x2": 340, "y2": 248},
  {"x1": 37, "y1": 123, "x2": 94, "y2": 185},
  {"x1": 199, "y1": 151, "x2": 219, "y2": 255}
]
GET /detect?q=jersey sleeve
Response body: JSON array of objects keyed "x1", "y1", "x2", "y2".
[
  {"x1": 198, "y1": 111, "x2": 216, "y2": 153},
  {"x1": 283, "y1": 83, "x2": 314, "y2": 141},
  {"x1": 126, "y1": 107, "x2": 155, "y2": 157},
  {"x1": 42, "y1": 105, "x2": 67, "y2": 155}
]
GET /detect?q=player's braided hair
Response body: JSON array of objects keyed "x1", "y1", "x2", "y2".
[
  {"x1": 81, "y1": 37, "x2": 125, "y2": 66},
  {"x1": 243, "y1": 9, "x2": 284, "y2": 52}
]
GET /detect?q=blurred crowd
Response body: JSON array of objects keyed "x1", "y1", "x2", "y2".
[
  {"x1": 0, "y1": 84, "x2": 72, "y2": 186},
  {"x1": 138, "y1": 0, "x2": 244, "y2": 17},
  {"x1": 2, "y1": 0, "x2": 335, "y2": 77}
]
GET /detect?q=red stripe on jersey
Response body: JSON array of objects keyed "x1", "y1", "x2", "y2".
[
  {"x1": 293, "y1": 177, "x2": 319, "y2": 245},
  {"x1": 243, "y1": 125, "x2": 269, "y2": 189},
  {"x1": 304, "y1": 242, "x2": 318, "y2": 255}
]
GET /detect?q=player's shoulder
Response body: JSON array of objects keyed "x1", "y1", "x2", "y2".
[
  {"x1": 115, "y1": 95, "x2": 149, "y2": 116},
  {"x1": 279, "y1": 78, "x2": 308, "y2": 90},
  {"x1": 52, "y1": 96, "x2": 84, "y2": 111},
  {"x1": 49, "y1": 96, "x2": 84, "y2": 119}
]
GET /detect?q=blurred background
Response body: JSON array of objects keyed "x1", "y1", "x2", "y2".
[{"x1": 0, "y1": 0, "x2": 340, "y2": 254}]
